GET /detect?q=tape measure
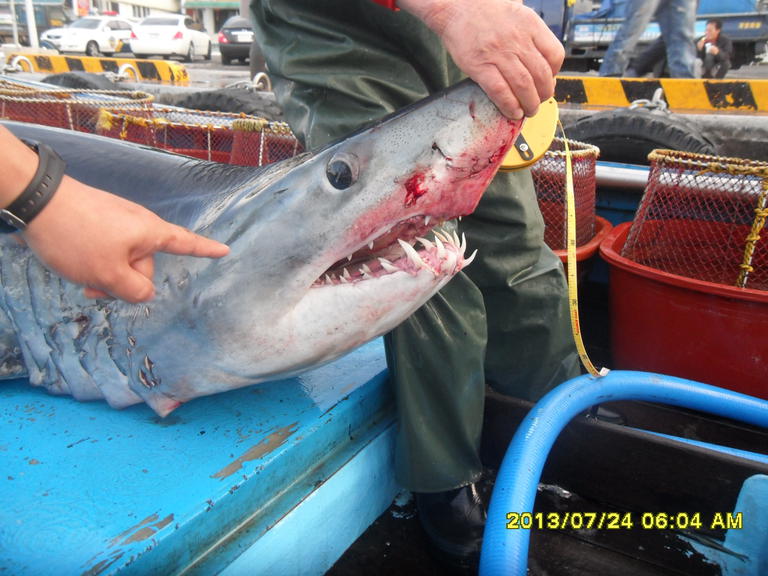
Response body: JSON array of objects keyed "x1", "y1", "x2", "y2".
[
  {"x1": 561, "y1": 131, "x2": 608, "y2": 378},
  {"x1": 499, "y1": 97, "x2": 559, "y2": 171},
  {"x1": 496, "y1": 97, "x2": 607, "y2": 377}
]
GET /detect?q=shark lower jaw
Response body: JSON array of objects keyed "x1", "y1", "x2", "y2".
[{"x1": 311, "y1": 215, "x2": 473, "y2": 289}]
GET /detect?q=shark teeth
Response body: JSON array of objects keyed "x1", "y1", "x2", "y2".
[
  {"x1": 378, "y1": 258, "x2": 400, "y2": 274},
  {"x1": 415, "y1": 236, "x2": 434, "y2": 250},
  {"x1": 434, "y1": 235, "x2": 446, "y2": 260},
  {"x1": 314, "y1": 224, "x2": 475, "y2": 287},
  {"x1": 398, "y1": 238, "x2": 425, "y2": 268}
]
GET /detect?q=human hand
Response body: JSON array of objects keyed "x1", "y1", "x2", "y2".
[
  {"x1": 20, "y1": 176, "x2": 229, "y2": 303},
  {"x1": 399, "y1": 0, "x2": 564, "y2": 119}
]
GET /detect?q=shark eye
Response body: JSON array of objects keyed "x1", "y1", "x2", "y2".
[{"x1": 326, "y1": 154, "x2": 359, "y2": 190}]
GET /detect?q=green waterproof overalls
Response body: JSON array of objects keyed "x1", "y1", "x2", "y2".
[{"x1": 251, "y1": 0, "x2": 580, "y2": 493}]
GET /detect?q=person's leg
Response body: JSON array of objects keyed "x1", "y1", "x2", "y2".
[
  {"x1": 657, "y1": 0, "x2": 696, "y2": 78},
  {"x1": 460, "y1": 170, "x2": 580, "y2": 403},
  {"x1": 714, "y1": 54, "x2": 731, "y2": 78},
  {"x1": 702, "y1": 53, "x2": 717, "y2": 78},
  {"x1": 599, "y1": 0, "x2": 661, "y2": 76}
]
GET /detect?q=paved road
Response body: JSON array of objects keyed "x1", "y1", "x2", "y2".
[{"x1": 183, "y1": 54, "x2": 253, "y2": 89}]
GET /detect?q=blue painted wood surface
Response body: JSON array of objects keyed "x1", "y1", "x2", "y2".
[
  {"x1": 218, "y1": 424, "x2": 400, "y2": 576},
  {"x1": 0, "y1": 339, "x2": 393, "y2": 575}
]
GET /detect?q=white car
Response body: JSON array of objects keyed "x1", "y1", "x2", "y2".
[
  {"x1": 130, "y1": 15, "x2": 212, "y2": 62},
  {"x1": 40, "y1": 16, "x2": 134, "y2": 56}
]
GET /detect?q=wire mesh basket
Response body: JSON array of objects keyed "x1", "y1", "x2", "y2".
[
  {"x1": 96, "y1": 107, "x2": 302, "y2": 166},
  {"x1": 532, "y1": 137, "x2": 600, "y2": 251},
  {"x1": 621, "y1": 149, "x2": 768, "y2": 291},
  {"x1": 0, "y1": 86, "x2": 154, "y2": 133}
]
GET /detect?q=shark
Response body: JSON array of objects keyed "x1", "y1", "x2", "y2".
[{"x1": 0, "y1": 79, "x2": 521, "y2": 416}]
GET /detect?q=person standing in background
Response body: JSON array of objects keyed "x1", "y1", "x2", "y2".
[{"x1": 599, "y1": 0, "x2": 697, "y2": 78}]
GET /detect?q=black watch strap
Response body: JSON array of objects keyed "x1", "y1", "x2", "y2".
[{"x1": 0, "y1": 139, "x2": 66, "y2": 233}]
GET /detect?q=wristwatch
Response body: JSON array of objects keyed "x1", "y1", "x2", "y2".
[{"x1": 0, "y1": 139, "x2": 66, "y2": 233}]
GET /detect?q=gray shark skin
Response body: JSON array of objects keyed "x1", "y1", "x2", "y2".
[{"x1": 0, "y1": 80, "x2": 520, "y2": 416}]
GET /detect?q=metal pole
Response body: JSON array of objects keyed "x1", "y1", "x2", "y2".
[
  {"x1": 23, "y1": 0, "x2": 38, "y2": 47},
  {"x1": 10, "y1": 0, "x2": 20, "y2": 45}
]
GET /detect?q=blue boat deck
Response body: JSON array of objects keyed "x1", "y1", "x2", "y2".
[{"x1": 0, "y1": 339, "x2": 399, "y2": 575}]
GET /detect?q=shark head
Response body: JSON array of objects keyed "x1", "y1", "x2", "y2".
[{"x1": 1, "y1": 80, "x2": 521, "y2": 415}]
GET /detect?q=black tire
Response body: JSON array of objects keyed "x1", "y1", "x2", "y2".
[
  {"x1": 204, "y1": 41, "x2": 212, "y2": 61},
  {"x1": 172, "y1": 87, "x2": 284, "y2": 121},
  {"x1": 41, "y1": 71, "x2": 117, "y2": 90},
  {"x1": 185, "y1": 43, "x2": 195, "y2": 62},
  {"x1": 564, "y1": 107, "x2": 716, "y2": 165},
  {"x1": 221, "y1": 53, "x2": 232, "y2": 65},
  {"x1": 85, "y1": 40, "x2": 100, "y2": 56}
]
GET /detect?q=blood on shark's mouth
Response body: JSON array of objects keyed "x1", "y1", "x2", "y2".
[{"x1": 314, "y1": 215, "x2": 474, "y2": 287}]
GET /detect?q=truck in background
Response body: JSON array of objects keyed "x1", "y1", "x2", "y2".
[
  {"x1": 0, "y1": 0, "x2": 72, "y2": 46},
  {"x1": 526, "y1": 0, "x2": 768, "y2": 72}
]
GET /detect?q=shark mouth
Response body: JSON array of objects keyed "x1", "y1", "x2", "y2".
[{"x1": 313, "y1": 215, "x2": 474, "y2": 287}]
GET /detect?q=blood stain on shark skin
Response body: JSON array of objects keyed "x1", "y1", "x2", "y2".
[{"x1": 404, "y1": 173, "x2": 429, "y2": 207}]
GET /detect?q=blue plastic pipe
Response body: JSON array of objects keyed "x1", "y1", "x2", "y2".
[{"x1": 479, "y1": 370, "x2": 768, "y2": 576}]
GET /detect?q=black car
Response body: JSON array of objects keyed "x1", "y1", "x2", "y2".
[{"x1": 217, "y1": 15, "x2": 253, "y2": 65}]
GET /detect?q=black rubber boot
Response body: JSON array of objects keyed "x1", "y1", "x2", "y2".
[{"x1": 414, "y1": 482, "x2": 487, "y2": 573}]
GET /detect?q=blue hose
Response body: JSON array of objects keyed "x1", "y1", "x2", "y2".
[{"x1": 479, "y1": 370, "x2": 768, "y2": 576}]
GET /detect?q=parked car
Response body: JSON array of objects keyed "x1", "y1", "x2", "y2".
[
  {"x1": 129, "y1": 14, "x2": 212, "y2": 62},
  {"x1": 217, "y1": 15, "x2": 253, "y2": 65},
  {"x1": 40, "y1": 15, "x2": 133, "y2": 56}
]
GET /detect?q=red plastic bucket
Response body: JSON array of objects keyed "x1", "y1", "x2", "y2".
[{"x1": 600, "y1": 222, "x2": 768, "y2": 400}]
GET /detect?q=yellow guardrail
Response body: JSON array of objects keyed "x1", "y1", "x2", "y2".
[
  {"x1": 6, "y1": 52, "x2": 190, "y2": 86},
  {"x1": 556, "y1": 75, "x2": 768, "y2": 113}
]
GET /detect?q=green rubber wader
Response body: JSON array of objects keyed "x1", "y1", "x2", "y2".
[{"x1": 252, "y1": 0, "x2": 580, "y2": 492}]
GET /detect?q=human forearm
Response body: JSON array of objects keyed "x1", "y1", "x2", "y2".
[{"x1": 0, "y1": 125, "x2": 40, "y2": 207}]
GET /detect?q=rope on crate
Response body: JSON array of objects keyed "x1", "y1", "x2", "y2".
[
  {"x1": 738, "y1": 183, "x2": 768, "y2": 288},
  {"x1": 0, "y1": 89, "x2": 154, "y2": 105}
]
